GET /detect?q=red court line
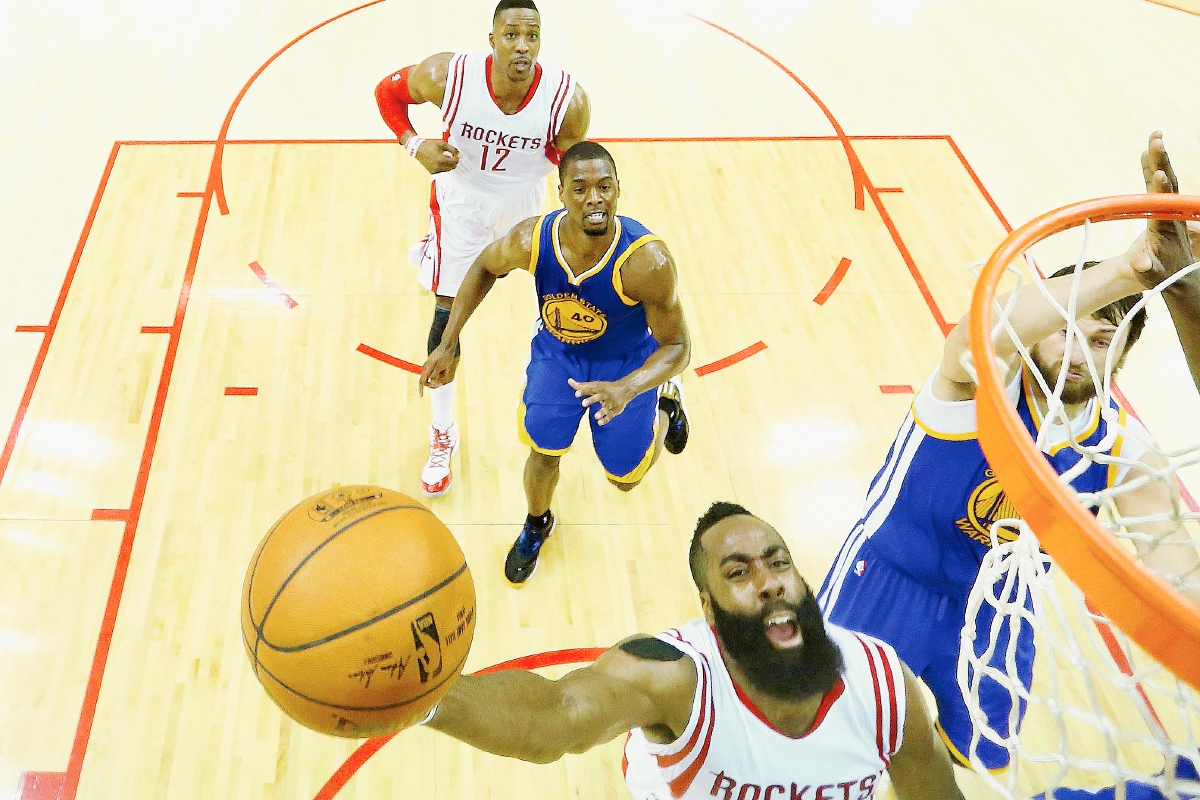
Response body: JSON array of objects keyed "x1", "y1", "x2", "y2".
[
  {"x1": 695, "y1": 341, "x2": 768, "y2": 377},
  {"x1": 0, "y1": 143, "x2": 121, "y2": 491},
  {"x1": 121, "y1": 134, "x2": 954, "y2": 146},
  {"x1": 688, "y1": 14, "x2": 869, "y2": 211},
  {"x1": 207, "y1": 0, "x2": 388, "y2": 214},
  {"x1": 140, "y1": 325, "x2": 172, "y2": 334},
  {"x1": 90, "y1": 509, "x2": 130, "y2": 521},
  {"x1": 689, "y1": 15, "x2": 951, "y2": 334},
  {"x1": 176, "y1": 191, "x2": 204, "y2": 198},
  {"x1": 16, "y1": 771, "x2": 64, "y2": 800},
  {"x1": 59, "y1": 152, "x2": 220, "y2": 800},
  {"x1": 312, "y1": 648, "x2": 606, "y2": 800},
  {"x1": 944, "y1": 135, "x2": 1013, "y2": 232},
  {"x1": 14, "y1": 325, "x2": 48, "y2": 333},
  {"x1": 224, "y1": 386, "x2": 258, "y2": 396},
  {"x1": 813, "y1": 257, "x2": 852, "y2": 305},
  {"x1": 357, "y1": 343, "x2": 422, "y2": 374},
  {"x1": 879, "y1": 385, "x2": 914, "y2": 394},
  {"x1": 1144, "y1": 0, "x2": 1200, "y2": 15},
  {"x1": 248, "y1": 261, "x2": 299, "y2": 308}
]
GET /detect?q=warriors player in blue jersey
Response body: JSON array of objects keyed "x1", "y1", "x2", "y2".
[
  {"x1": 421, "y1": 141, "x2": 691, "y2": 585},
  {"x1": 818, "y1": 132, "x2": 1200, "y2": 775}
]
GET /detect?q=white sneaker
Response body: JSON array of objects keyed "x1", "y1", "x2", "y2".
[{"x1": 421, "y1": 423, "x2": 459, "y2": 497}]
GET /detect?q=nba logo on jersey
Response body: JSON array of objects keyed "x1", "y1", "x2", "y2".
[{"x1": 854, "y1": 559, "x2": 867, "y2": 577}]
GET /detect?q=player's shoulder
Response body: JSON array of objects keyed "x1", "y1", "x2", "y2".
[{"x1": 595, "y1": 633, "x2": 698, "y2": 698}]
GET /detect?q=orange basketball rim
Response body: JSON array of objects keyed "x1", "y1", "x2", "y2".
[{"x1": 969, "y1": 193, "x2": 1200, "y2": 693}]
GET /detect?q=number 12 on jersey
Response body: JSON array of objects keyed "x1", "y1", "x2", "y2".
[{"x1": 480, "y1": 145, "x2": 510, "y2": 172}]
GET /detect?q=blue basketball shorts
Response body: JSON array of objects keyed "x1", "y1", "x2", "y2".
[
  {"x1": 818, "y1": 539, "x2": 1035, "y2": 771},
  {"x1": 517, "y1": 333, "x2": 660, "y2": 484}
]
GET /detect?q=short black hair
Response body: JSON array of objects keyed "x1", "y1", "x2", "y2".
[
  {"x1": 1047, "y1": 261, "x2": 1147, "y2": 354},
  {"x1": 494, "y1": 0, "x2": 538, "y2": 24},
  {"x1": 558, "y1": 141, "x2": 618, "y2": 184},
  {"x1": 690, "y1": 502, "x2": 755, "y2": 591}
]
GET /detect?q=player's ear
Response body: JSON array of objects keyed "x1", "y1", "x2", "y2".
[
  {"x1": 698, "y1": 591, "x2": 714, "y2": 625},
  {"x1": 488, "y1": 31, "x2": 495, "y2": 51}
]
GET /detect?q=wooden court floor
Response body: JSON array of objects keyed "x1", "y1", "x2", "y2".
[{"x1": 2, "y1": 1, "x2": 1200, "y2": 799}]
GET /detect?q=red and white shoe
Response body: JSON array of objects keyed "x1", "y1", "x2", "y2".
[{"x1": 420, "y1": 423, "x2": 459, "y2": 497}]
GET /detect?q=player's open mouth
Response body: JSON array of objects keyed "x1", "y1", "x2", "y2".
[
  {"x1": 584, "y1": 212, "x2": 606, "y2": 224},
  {"x1": 764, "y1": 611, "x2": 801, "y2": 649}
]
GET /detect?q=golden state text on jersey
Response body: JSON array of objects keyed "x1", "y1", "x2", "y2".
[{"x1": 527, "y1": 209, "x2": 659, "y2": 359}]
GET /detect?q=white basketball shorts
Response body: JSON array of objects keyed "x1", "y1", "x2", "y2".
[{"x1": 409, "y1": 173, "x2": 547, "y2": 298}]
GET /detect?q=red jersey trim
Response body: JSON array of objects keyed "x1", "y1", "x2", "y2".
[
  {"x1": 655, "y1": 661, "x2": 710, "y2": 768},
  {"x1": 855, "y1": 635, "x2": 887, "y2": 763},
  {"x1": 484, "y1": 54, "x2": 543, "y2": 114},
  {"x1": 712, "y1": 626, "x2": 846, "y2": 740},
  {"x1": 443, "y1": 55, "x2": 467, "y2": 132},
  {"x1": 875, "y1": 642, "x2": 900, "y2": 759},
  {"x1": 544, "y1": 72, "x2": 570, "y2": 158},
  {"x1": 667, "y1": 654, "x2": 718, "y2": 798},
  {"x1": 429, "y1": 184, "x2": 444, "y2": 293}
]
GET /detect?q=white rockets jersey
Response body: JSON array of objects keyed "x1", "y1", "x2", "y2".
[
  {"x1": 437, "y1": 50, "x2": 575, "y2": 194},
  {"x1": 623, "y1": 620, "x2": 906, "y2": 800}
]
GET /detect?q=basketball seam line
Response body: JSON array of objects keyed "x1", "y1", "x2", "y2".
[
  {"x1": 250, "y1": 503, "x2": 430, "y2": 637},
  {"x1": 259, "y1": 562, "x2": 470, "y2": 653},
  {"x1": 256, "y1": 647, "x2": 471, "y2": 712}
]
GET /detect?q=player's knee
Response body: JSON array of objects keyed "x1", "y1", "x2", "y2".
[
  {"x1": 609, "y1": 477, "x2": 638, "y2": 492},
  {"x1": 427, "y1": 305, "x2": 462, "y2": 358},
  {"x1": 528, "y1": 450, "x2": 561, "y2": 472}
]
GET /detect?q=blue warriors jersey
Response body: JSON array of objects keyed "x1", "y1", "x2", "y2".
[
  {"x1": 527, "y1": 209, "x2": 658, "y2": 360},
  {"x1": 820, "y1": 367, "x2": 1150, "y2": 599}
]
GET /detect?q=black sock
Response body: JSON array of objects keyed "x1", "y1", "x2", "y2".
[{"x1": 527, "y1": 510, "x2": 552, "y2": 531}]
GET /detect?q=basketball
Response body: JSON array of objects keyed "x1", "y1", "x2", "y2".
[{"x1": 240, "y1": 485, "x2": 476, "y2": 738}]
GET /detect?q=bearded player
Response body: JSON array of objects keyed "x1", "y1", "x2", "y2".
[
  {"x1": 375, "y1": 0, "x2": 590, "y2": 497},
  {"x1": 411, "y1": 502, "x2": 964, "y2": 800}
]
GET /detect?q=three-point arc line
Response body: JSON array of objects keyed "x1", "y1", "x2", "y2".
[
  {"x1": 813, "y1": 258, "x2": 852, "y2": 306},
  {"x1": 248, "y1": 261, "x2": 298, "y2": 308},
  {"x1": 357, "y1": 343, "x2": 423, "y2": 375},
  {"x1": 310, "y1": 648, "x2": 607, "y2": 800},
  {"x1": 694, "y1": 341, "x2": 768, "y2": 377}
]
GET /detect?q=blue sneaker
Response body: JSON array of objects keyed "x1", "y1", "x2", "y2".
[{"x1": 505, "y1": 512, "x2": 556, "y2": 586}]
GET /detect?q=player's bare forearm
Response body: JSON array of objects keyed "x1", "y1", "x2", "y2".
[
  {"x1": 427, "y1": 658, "x2": 659, "y2": 764},
  {"x1": 940, "y1": 250, "x2": 1146, "y2": 389},
  {"x1": 619, "y1": 340, "x2": 689, "y2": 399},
  {"x1": 1162, "y1": 273, "x2": 1200, "y2": 394},
  {"x1": 426, "y1": 671, "x2": 578, "y2": 763},
  {"x1": 887, "y1": 667, "x2": 965, "y2": 800},
  {"x1": 440, "y1": 265, "x2": 497, "y2": 348}
]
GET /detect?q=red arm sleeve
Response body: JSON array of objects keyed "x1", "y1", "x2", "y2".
[{"x1": 375, "y1": 67, "x2": 417, "y2": 141}]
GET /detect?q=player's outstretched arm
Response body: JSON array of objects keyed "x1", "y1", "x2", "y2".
[
  {"x1": 550, "y1": 84, "x2": 591, "y2": 156},
  {"x1": 884, "y1": 665, "x2": 966, "y2": 800},
  {"x1": 1141, "y1": 131, "x2": 1200, "y2": 394},
  {"x1": 425, "y1": 637, "x2": 695, "y2": 764},
  {"x1": 374, "y1": 53, "x2": 460, "y2": 174},
  {"x1": 419, "y1": 218, "x2": 538, "y2": 392},
  {"x1": 934, "y1": 240, "x2": 1152, "y2": 402},
  {"x1": 1109, "y1": 448, "x2": 1200, "y2": 606}
]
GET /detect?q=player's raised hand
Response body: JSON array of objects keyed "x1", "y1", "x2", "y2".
[
  {"x1": 567, "y1": 378, "x2": 633, "y2": 426},
  {"x1": 420, "y1": 343, "x2": 459, "y2": 396},
  {"x1": 415, "y1": 140, "x2": 460, "y2": 175},
  {"x1": 1136, "y1": 131, "x2": 1198, "y2": 288}
]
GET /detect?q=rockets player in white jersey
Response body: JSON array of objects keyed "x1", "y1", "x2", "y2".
[
  {"x1": 408, "y1": 502, "x2": 964, "y2": 800},
  {"x1": 375, "y1": 0, "x2": 590, "y2": 497}
]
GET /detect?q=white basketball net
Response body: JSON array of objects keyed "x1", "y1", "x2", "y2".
[{"x1": 958, "y1": 220, "x2": 1200, "y2": 799}]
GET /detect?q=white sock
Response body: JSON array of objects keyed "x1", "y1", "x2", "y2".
[{"x1": 430, "y1": 381, "x2": 454, "y2": 429}]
